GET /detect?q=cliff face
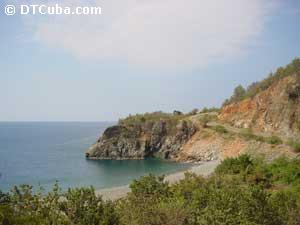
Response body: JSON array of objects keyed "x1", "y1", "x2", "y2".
[
  {"x1": 86, "y1": 118, "x2": 197, "y2": 160},
  {"x1": 86, "y1": 64, "x2": 300, "y2": 162},
  {"x1": 219, "y1": 75, "x2": 300, "y2": 139}
]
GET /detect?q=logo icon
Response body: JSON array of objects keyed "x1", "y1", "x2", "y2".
[{"x1": 5, "y1": 5, "x2": 16, "y2": 15}]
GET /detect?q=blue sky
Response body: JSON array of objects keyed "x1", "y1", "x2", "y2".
[{"x1": 0, "y1": 0, "x2": 300, "y2": 121}]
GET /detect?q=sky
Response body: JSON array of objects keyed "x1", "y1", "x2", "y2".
[{"x1": 0, "y1": 0, "x2": 300, "y2": 121}]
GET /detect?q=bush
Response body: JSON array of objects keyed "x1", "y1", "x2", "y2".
[
  {"x1": 129, "y1": 174, "x2": 169, "y2": 197},
  {"x1": 0, "y1": 191, "x2": 10, "y2": 204},
  {"x1": 119, "y1": 174, "x2": 189, "y2": 225},
  {"x1": 187, "y1": 108, "x2": 198, "y2": 115},
  {"x1": 213, "y1": 125, "x2": 228, "y2": 134},
  {"x1": 239, "y1": 128, "x2": 265, "y2": 142},
  {"x1": 267, "y1": 157, "x2": 300, "y2": 184},
  {"x1": 239, "y1": 129, "x2": 284, "y2": 145},
  {"x1": 0, "y1": 184, "x2": 120, "y2": 225},
  {"x1": 200, "y1": 107, "x2": 220, "y2": 113},
  {"x1": 61, "y1": 187, "x2": 119, "y2": 225},
  {"x1": 287, "y1": 139, "x2": 300, "y2": 152},
  {"x1": 215, "y1": 154, "x2": 254, "y2": 175},
  {"x1": 199, "y1": 114, "x2": 215, "y2": 128},
  {"x1": 119, "y1": 111, "x2": 187, "y2": 126},
  {"x1": 266, "y1": 135, "x2": 283, "y2": 145}
]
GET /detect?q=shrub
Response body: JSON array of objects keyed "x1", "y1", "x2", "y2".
[
  {"x1": 118, "y1": 111, "x2": 189, "y2": 136},
  {"x1": 0, "y1": 191, "x2": 10, "y2": 204},
  {"x1": 266, "y1": 135, "x2": 283, "y2": 145},
  {"x1": 287, "y1": 139, "x2": 300, "y2": 152},
  {"x1": 215, "y1": 154, "x2": 254, "y2": 175},
  {"x1": 129, "y1": 174, "x2": 169, "y2": 197},
  {"x1": 239, "y1": 129, "x2": 266, "y2": 142},
  {"x1": 187, "y1": 108, "x2": 198, "y2": 115},
  {"x1": 119, "y1": 175, "x2": 188, "y2": 225},
  {"x1": 213, "y1": 125, "x2": 228, "y2": 134},
  {"x1": 199, "y1": 115, "x2": 211, "y2": 128},
  {"x1": 200, "y1": 107, "x2": 220, "y2": 113},
  {"x1": 2, "y1": 155, "x2": 300, "y2": 225},
  {"x1": 267, "y1": 157, "x2": 300, "y2": 184},
  {"x1": 0, "y1": 184, "x2": 120, "y2": 225},
  {"x1": 61, "y1": 187, "x2": 120, "y2": 225},
  {"x1": 239, "y1": 128, "x2": 256, "y2": 140},
  {"x1": 119, "y1": 111, "x2": 187, "y2": 126}
]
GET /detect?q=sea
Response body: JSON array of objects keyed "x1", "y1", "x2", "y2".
[{"x1": 0, "y1": 122, "x2": 190, "y2": 192}]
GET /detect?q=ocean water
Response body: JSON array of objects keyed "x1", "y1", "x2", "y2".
[{"x1": 0, "y1": 122, "x2": 190, "y2": 192}]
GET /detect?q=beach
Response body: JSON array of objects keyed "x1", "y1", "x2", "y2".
[{"x1": 96, "y1": 160, "x2": 220, "y2": 201}]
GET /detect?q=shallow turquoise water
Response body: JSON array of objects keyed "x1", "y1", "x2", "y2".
[{"x1": 0, "y1": 122, "x2": 190, "y2": 192}]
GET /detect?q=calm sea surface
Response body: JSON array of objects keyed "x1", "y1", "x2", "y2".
[{"x1": 0, "y1": 122, "x2": 190, "y2": 192}]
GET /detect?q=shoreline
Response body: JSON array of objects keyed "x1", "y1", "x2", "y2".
[{"x1": 96, "y1": 160, "x2": 220, "y2": 201}]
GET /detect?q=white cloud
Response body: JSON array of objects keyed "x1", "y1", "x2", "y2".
[{"x1": 23, "y1": 0, "x2": 275, "y2": 71}]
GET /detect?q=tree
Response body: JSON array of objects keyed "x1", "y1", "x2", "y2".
[{"x1": 233, "y1": 85, "x2": 246, "y2": 101}]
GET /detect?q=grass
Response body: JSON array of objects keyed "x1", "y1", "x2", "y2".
[
  {"x1": 198, "y1": 114, "x2": 217, "y2": 127},
  {"x1": 238, "y1": 129, "x2": 283, "y2": 146},
  {"x1": 239, "y1": 128, "x2": 265, "y2": 142},
  {"x1": 287, "y1": 139, "x2": 300, "y2": 153},
  {"x1": 266, "y1": 135, "x2": 283, "y2": 145},
  {"x1": 200, "y1": 130, "x2": 213, "y2": 139},
  {"x1": 119, "y1": 111, "x2": 188, "y2": 126},
  {"x1": 212, "y1": 125, "x2": 228, "y2": 134},
  {"x1": 118, "y1": 111, "x2": 190, "y2": 136}
]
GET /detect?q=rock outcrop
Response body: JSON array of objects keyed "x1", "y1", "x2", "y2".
[
  {"x1": 86, "y1": 118, "x2": 197, "y2": 160},
  {"x1": 177, "y1": 128, "x2": 295, "y2": 163},
  {"x1": 86, "y1": 59, "x2": 300, "y2": 162},
  {"x1": 219, "y1": 75, "x2": 300, "y2": 139}
]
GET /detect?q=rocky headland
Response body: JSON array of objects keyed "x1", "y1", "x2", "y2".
[
  {"x1": 86, "y1": 59, "x2": 300, "y2": 162},
  {"x1": 86, "y1": 112, "x2": 197, "y2": 160}
]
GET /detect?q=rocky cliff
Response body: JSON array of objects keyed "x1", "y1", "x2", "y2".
[
  {"x1": 219, "y1": 74, "x2": 300, "y2": 139},
  {"x1": 86, "y1": 59, "x2": 300, "y2": 162},
  {"x1": 86, "y1": 113, "x2": 197, "y2": 160}
]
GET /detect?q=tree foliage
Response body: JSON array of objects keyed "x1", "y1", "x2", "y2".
[
  {"x1": 224, "y1": 58, "x2": 300, "y2": 106},
  {"x1": 1, "y1": 155, "x2": 300, "y2": 224}
]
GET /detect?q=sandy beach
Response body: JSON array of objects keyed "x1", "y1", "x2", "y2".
[{"x1": 96, "y1": 160, "x2": 219, "y2": 201}]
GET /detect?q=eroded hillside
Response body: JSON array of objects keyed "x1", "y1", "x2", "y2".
[
  {"x1": 86, "y1": 58, "x2": 300, "y2": 162},
  {"x1": 219, "y1": 74, "x2": 300, "y2": 139}
]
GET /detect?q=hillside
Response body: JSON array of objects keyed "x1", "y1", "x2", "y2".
[{"x1": 86, "y1": 58, "x2": 300, "y2": 162}]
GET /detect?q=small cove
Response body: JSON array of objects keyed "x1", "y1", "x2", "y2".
[{"x1": 0, "y1": 122, "x2": 191, "y2": 192}]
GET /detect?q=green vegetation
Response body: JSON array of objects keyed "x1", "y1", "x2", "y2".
[
  {"x1": 215, "y1": 154, "x2": 256, "y2": 175},
  {"x1": 224, "y1": 58, "x2": 300, "y2": 106},
  {"x1": 198, "y1": 114, "x2": 217, "y2": 128},
  {"x1": 287, "y1": 139, "x2": 300, "y2": 152},
  {"x1": 0, "y1": 184, "x2": 119, "y2": 225},
  {"x1": 238, "y1": 128, "x2": 283, "y2": 145},
  {"x1": 266, "y1": 135, "x2": 283, "y2": 145},
  {"x1": 119, "y1": 111, "x2": 187, "y2": 126},
  {"x1": 212, "y1": 125, "x2": 228, "y2": 134},
  {"x1": 239, "y1": 128, "x2": 265, "y2": 142},
  {"x1": 187, "y1": 108, "x2": 199, "y2": 115},
  {"x1": 118, "y1": 111, "x2": 189, "y2": 135},
  {"x1": 200, "y1": 107, "x2": 220, "y2": 113},
  {"x1": 226, "y1": 85, "x2": 246, "y2": 104},
  {"x1": 2, "y1": 155, "x2": 300, "y2": 225}
]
